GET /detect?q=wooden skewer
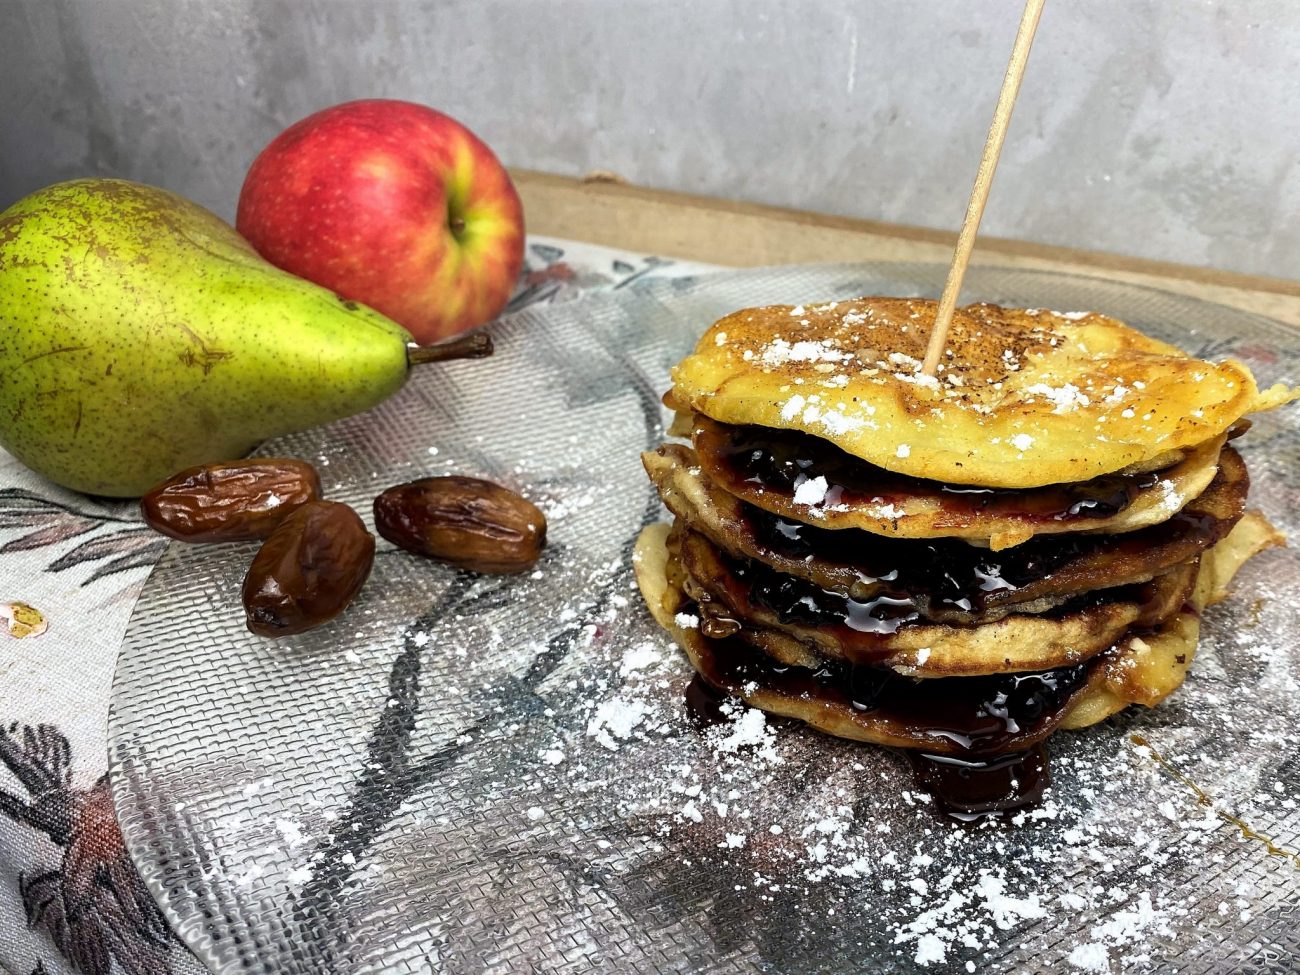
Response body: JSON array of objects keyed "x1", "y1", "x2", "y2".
[{"x1": 920, "y1": 0, "x2": 1047, "y2": 377}]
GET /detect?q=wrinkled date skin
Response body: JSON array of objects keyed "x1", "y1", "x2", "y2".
[
  {"x1": 141, "y1": 459, "x2": 322, "y2": 542},
  {"x1": 373, "y1": 476, "x2": 547, "y2": 574},
  {"x1": 242, "y1": 500, "x2": 375, "y2": 637}
]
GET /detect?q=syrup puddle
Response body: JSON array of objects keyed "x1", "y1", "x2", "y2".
[{"x1": 1130, "y1": 733, "x2": 1300, "y2": 868}]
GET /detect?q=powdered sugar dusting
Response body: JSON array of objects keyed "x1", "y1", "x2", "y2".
[
  {"x1": 792, "y1": 475, "x2": 830, "y2": 507},
  {"x1": 1158, "y1": 478, "x2": 1184, "y2": 514},
  {"x1": 1023, "y1": 382, "x2": 1092, "y2": 413},
  {"x1": 1067, "y1": 943, "x2": 1111, "y2": 973},
  {"x1": 587, "y1": 697, "x2": 651, "y2": 750},
  {"x1": 760, "y1": 338, "x2": 851, "y2": 368}
]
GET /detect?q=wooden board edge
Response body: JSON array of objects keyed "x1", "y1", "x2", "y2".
[{"x1": 510, "y1": 169, "x2": 1300, "y2": 301}]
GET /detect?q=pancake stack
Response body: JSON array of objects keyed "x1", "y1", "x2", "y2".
[{"x1": 635, "y1": 298, "x2": 1297, "y2": 815}]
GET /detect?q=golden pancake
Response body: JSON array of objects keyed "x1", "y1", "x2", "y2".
[
  {"x1": 675, "y1": 524, "x2": 1198, "y2": 677},
  {"x1": 688, "y1": 411, "x2": 1227, "y2": 549},
  {"x1": 1060, "y1": 510, "x2": 1285, "y2": 727},
  {"x1": 632, "y1": 514, "x2": 1281, "y2": 754},
  {"x1": 669, "y1": 298, "x2": 1296, "y2": 488},
  {"x1": 645, "y1": 444, "x2": 1247, "y2": 622}
]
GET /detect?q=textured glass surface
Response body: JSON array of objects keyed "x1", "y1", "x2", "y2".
[{"x1": 110, "y1": 265, "x2": 1300, "y2": 975}]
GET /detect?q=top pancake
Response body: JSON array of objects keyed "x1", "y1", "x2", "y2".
[{"x1": 670, "y1": 297, "x2": 1297, "y2": 488}]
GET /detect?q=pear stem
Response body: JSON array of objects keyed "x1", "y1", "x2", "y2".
[{"x1": 406, "y1": 332, "x2": 494, "y2": 367}]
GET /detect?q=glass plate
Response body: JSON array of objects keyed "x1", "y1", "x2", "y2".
[{"x1": 109, "y1": 264, "x2": 1300, "y2": 975}]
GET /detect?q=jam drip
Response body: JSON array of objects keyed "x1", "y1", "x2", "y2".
[
  {"x1": 908, "y1": 746, "x2": 1052, "y2": 819},
  {"x1": 708, "y1": 422, "x2": 1164, "y2": 523},
  {"x1": 723, "y1": 544, "x2": 1144, "y2": 638},
  {"x1": 685, "y1": 674, "x2": 731, "y2": 729},
  {"x1": 735, "y1": 552, "x2": 921, "y2": 634},
  {"x1": 685, "y1": 603, "x2": 1091, "y2": 740},
  {"x1": 679, "y1": 596, "x2": 1095, "y2": 818},
  {"x1": 746, "y1": 503, "x2": 1217, "y2": 618}
]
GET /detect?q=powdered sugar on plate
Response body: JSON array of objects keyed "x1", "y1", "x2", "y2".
[{"x1": 417, "y1": 533, "x2": 1300, "y2": 974}]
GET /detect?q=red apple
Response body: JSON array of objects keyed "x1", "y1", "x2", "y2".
[{"x1": 236, "y1": 99, "x2": 524, "y2": 345}]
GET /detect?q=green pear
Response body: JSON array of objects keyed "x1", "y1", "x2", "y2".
[{"x1": 0, "y1": 179, "x2": 489, "y2": 497}]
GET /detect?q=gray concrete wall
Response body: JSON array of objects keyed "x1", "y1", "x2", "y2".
[{"x1": 2, "y1": 0, "x2": 1297, "y2": 279}]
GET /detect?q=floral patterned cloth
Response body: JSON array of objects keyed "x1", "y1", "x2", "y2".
[{"x1": 0, "y1": 238, "x2": 714, "y2": 975}]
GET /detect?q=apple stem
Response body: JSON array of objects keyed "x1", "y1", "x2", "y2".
[
  {"x1": 449, "y1": 216, "x2": 467, "y2": 236},
  {"x1": 407, "y1": 332, "x2": 494, "y2": 367}
]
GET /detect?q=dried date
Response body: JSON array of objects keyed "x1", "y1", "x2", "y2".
[
  {"x1": 373, "y1": 476, "x2": 546, "y2": 574},
  {"x1": 242, "y1": 500, "x2": 374, "y2": 637},
  {"x1": 141, "y1": 459, "x2": 322, "y2": 542}
]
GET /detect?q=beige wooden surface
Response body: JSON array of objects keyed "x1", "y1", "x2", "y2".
[{"x1": 513, "y1": 170, "x2": 1300, "y2": 331}]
